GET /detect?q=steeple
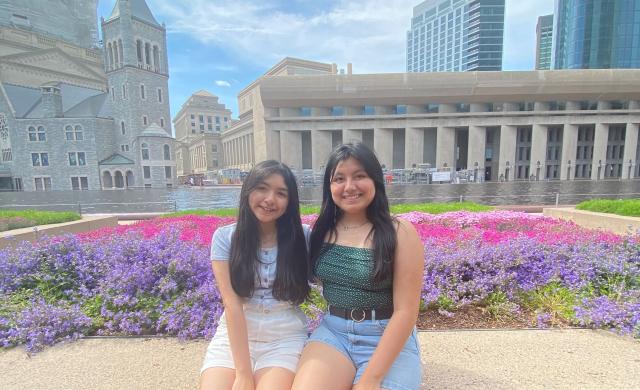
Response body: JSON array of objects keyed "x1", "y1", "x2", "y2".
[{"x1": 106, "y1": 0, "x2": 161, "y2": 27}]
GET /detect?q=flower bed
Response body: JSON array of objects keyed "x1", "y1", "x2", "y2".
[{"x1": 1, "y1": 212, "x2": 638, "y2": 352}]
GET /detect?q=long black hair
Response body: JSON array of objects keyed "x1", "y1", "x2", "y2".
[
  {"x1": 309, "y1": 143, "x2": 396, "y2": 282},
  {"x1": 229, "y1": 160, "x2": 310, "y2": 304}
]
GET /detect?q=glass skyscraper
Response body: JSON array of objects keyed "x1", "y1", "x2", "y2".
[
  {"x1": 535, "y1": 14, "x2": 554, "y2": 70},
  {"x1": 406, "y1": 0, "x2": 505, "y2": 72},
  {"x1": 553, "y1": 0, "x2": 640, "y2": 69}
]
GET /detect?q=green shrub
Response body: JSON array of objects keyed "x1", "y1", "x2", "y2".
[
  {"x1": 484, "y1": 291, "x2": 519, "y2": 320},
  {"x1": 519, "y1": 282, "x2": 577, "y2": 325},
  {"x1": 0, "y1": 210, "x2": 80, "y2": 231},
  {"x1": 576, "y1": 199, "x2": 640, "y2": 217}
]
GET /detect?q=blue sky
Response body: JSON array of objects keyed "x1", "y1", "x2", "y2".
[{"x1": 97, "y1": 0, "x2": 555, "y2": 122}]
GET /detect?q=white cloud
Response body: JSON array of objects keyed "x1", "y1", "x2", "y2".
[
  {"x1": 215, "y1": 80, "x2": 232, "y2": 87},
  {"x1": 152, "y1": 0, "x2": 556, "y2": 74}
]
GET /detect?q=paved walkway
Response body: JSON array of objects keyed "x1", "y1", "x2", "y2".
[{"x1": 1, "y1": 329, "x2": 639, "y2": 389}]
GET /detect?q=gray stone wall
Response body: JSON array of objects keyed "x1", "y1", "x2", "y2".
[{"x1": 11, "y1": 117, "x2": 113, "y2": 191}]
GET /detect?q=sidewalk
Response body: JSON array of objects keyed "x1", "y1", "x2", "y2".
[{"x1": 1, "y1": 329, "x2": 638, "y2": 389}]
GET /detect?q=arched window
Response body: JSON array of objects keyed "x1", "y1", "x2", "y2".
[
  {"x1": 121, "y1": 121, "x2": 126, "y2": 135},
  {"x1": 136, "y1": 40, "x2": 143, "y2": 63},
  {"x1": 28, "y1": 126, "x2": 36, "y2": 141},
  {"x1": 153, "y1": 45, "x2": 160, "y2": 71},
  {"x1": 65, "y1": 125, "x2": 74, "y2": 140},
  {"x1": 141, "y1": 143, "x2": 150, "y2": 160},
  {"x1": 36, "y1": 126, "x2": 46, "y2": 141},
  {"x1": 118, "y1": 39, "x2": 123, "y2": 67},
  {"x1": 107, "y1": 43, "x2": 113, "y2": 70},
  {"x1": 163, "y1": 144, "x2": 170, "y2": 160},
  {"x1": 113, "y1": 41, "x2": 119, "y2": 68},
  {"x1": 145, "y1": 42, "x2": 151, "y2": 65},
  {"x1": 160, "y1": 117, "x2": 165, "y2": 128},
  {"x1": 74, "y1": 125, "x2": 84, "y2": 141}
]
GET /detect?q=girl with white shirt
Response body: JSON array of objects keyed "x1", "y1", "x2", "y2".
[{"x1": 200, "y1": 160, "x2": 311, "y2": 390}]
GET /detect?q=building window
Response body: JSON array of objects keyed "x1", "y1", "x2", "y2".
[
  {"x1": 74, "y1": 125, "x2": 84, "y2": 140},
  {"x1": 215, "y1": 116, "x2": 220, "y2": 124},
  {"x1": 1, "y1": 148, "x2": 11, "y2": 162},
  {"x1": 163, "y1": 144, "x2": 170, "y2": 160},
  {"x1": 160, "y1": 118, "x2": 165, "y2": 128},
  {"x1": 121, "y1": 121, "x2": 126, "y2": 135},
  {"x1": 68, "y1": 152, "x2": 86, "y2": 166},
  {"x1": 143, "y1": 166, "x2": 151, "y2": 179},
  {"x1": 165, "y1": 166, "x2": 172, "y2": 179},
  {"x1": 199, "y1": 114, "x2": 204, "y2": 123},
  {"x1": 140, "y1": 84, "x2": 146, "y2": 99},
  {"x1": 31, "y1": 152, "x2": 48, "y2": 166},
  {"x1": 28, "y1": 126, "x2": 46, "y2": 141},
  {"x1": 157, "y1": 88, "x2": 163, "y2": 103},
  {"x1": 34, "y1": 177, "x2": 51, "y2": 191},
  {"x1": 120, "y1": 144, "x2": 129, "y2": 152},
  {"x1": 143, "y1": 116, "x2": 148, "y2": 126},
  {"x1": 66, "y1": 125, "x2": 84, "y2": 140},
  {"x1": 208, "y1": 123, "x2": 213, "y2": 131},
  {"x1": 111, "y1": 87, "x2": 115, "y2": 101},
  {"x1": 212, "y1": 144, "x2": 217, "y2": 153},
  {"x1": 190, "y1": 114, "x2": 195, "y2": 120},
  {"x1": 200, "y1": 124, "x2": 205, "y2": 131},
  {"x1": 141, "y1": 143, "x2": 150, "y2": 160},
  {"x1": 122, "y1": 84, "x2": 127, "y2": 99},
  {"x1": 71, "y1": 176, "x2": 89, "y2": 190}
]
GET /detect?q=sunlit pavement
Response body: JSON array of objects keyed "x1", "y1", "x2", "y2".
[{"x1": 1, "y1": 329, "x2": 638, "y2": 389}]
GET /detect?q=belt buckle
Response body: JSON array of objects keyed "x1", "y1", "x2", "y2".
[{"x1": 350, "y1": 308, "x2": 366, "y2": 322}]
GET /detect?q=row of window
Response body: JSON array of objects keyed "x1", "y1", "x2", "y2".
[
  {"x1": 27, "y1": 125, "x2": 85, "y2": 142},
  {"x1": 141, "y1": 143, "x2": 172, "y2": 161},
  {"x1": 111, "y1": 85, "x2": 164, "y2": 104},
  {"x1": 142, "y1": 166, "x2": 172, "y2": 180},
  {"x1": 31, "y1": 152, "x2": 87, "y2": 167},
  {"x1": 33, "y1": 176, "x2": 88, "y2": 191}
]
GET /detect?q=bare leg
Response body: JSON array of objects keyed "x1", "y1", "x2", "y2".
[
  {"x1": 254, "y1": 367, "x2": 295, "y2": 390},
  {"x1": 199, "y1": 367, "x2": 235, "y2": 390},
  {"x1": 292, "y1": 342, "x2": 355, "y2": 390}
]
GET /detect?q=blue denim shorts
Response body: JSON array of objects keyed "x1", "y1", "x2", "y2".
[{"x1": 307, "y1": 313, "x2": 422, "y2": 390}]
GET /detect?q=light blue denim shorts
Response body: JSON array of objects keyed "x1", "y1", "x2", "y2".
[{"x1": 307, "y1": 313, "x2": 422, "y2": 390}]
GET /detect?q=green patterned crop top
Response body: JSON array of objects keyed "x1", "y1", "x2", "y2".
[{"x1": 315, "y1": 243, "x2": 393, "y2": 310}]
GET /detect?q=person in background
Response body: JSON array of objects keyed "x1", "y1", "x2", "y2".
[
  {"x1": 293, "y1": 143, "x2": 424, "y2": 390},
  {"x1": 200, "y1": 160, "x2": 311, "y2": 390}
]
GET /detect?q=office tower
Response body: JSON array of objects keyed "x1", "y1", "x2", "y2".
[
  {"x1": 407, "y1": 0, "x2": 505, "y2": 72},
  {"x1": 535, "y1": 14, "x2": 553, "y2": 70},
  {"x1": 553, "y1": 0, "x2": 640, "y2": 69}
]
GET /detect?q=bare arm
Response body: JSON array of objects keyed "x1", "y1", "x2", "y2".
[
  {"x1": 211, "y1": 260, "x2": 254, "y2": 384},
  {"x1": 355, "y1": 218, "x2": 424, "y2": 388}
]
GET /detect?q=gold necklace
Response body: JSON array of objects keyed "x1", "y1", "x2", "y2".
[{"x1": 340, "y1": 221, "x2": 371, "y2": 231}]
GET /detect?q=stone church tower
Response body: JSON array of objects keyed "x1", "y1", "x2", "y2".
[{"x1": 100, "y1": 0, "x2": 175, "y2": 188}]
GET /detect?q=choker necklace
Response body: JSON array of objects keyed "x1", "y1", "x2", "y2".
[{"x1": 340, "y1": 221, "x2": 370, "y2": 231}]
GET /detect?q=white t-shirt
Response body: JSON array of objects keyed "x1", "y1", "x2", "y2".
[{"x1": 210, "y1": 223, "x2": 311, "y2": 305}]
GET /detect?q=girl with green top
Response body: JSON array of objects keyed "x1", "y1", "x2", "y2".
[{"x1": 293, "y1": 143, "x2": 424, "y2": 390}]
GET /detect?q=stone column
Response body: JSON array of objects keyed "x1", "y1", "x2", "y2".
[
  {"x1": 530, "y1": 124, "x2": 548, "y2": 180},
  {"x1": 374, "y1": 128, "x2": 393, "y2": 168},
  {"x1": 312, "y1": 130, "x2": 332, "y2": 171},
  {"x1": 467, "y1": 125, "x2": 486, "y2": 172},
  {"x1": 498, "y1": 125, "x2": 517, "y2": 181},
  {"x1": 622, "y1": 123, "x2": 639, "y2": 179},
  {"x1": 566, "y1": 101, "x2": 581, "y2": 111},
  {"x1": 405, "y1": 127, "x2": 424, "y2": 168},
  {"x1": 279, "y1": 108, "x2": 299, "y2": 117},
  {"x1": 534, "y1": 102, "x2": 550, "y2": 111},
  {"x1": 343, "y1": 129, "x2": 363, "y2": 144},
  {"x1": 272, "y1": 131, "x2": 281, "y2": 162},
  {"x1": 470, "y1": 103, "x2": 488, "y2": 113},
  {"x1": 436, "y1": 126, "x2": 455, "y2": 170},
  {"x1": 345, "y1": 106, "x2": 363, "y2": 116},
  {"x1": 280, "y1": 131, "x2": 302, "y2": 170},
  {"x1": 591, "y1": 123, "x2": 609, "y2": 180},
  {"x1": 560, "y1": 124, "x2": 578, "y2": 180},
  {"x1": 374, "y1": 106, "x2": 393, "y2": 115},
  {"x1": 438, "y1": 104, "x2": 456, "y2": 114},
  {"x1": 503, "y1": 102, "x2": 519, "y2": 112}
]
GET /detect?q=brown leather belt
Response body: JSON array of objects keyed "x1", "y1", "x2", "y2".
[{"x1": 328, "y1": 306, "x2": 394, "y2": 322}]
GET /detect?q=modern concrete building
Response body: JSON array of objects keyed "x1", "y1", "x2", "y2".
[
  {"x1": 407, "y1": 0, "x2": 505, "y2": 72},
  {"x1": 535, "y1": 14, "x2": 553, "y2": 70},
  {"x1": 553, "y1": 0, "x2": 640, "y2": 69},
  {"x1": 221, "y1": 58, "x2": 640, "y2": 182},
  {"x1": 0, "y1": 0, "x2": 176, "y2": 191},
  {"x1": 173, "y1": 90, "x2": 231, "y2": 181}
]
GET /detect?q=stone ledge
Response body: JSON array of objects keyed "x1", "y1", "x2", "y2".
[
  {"x1": 0, "y1": 216, "x2": 118, "y2": 249},
  {"x1": 543, "y1": 207, "x2": 640, "y2": 235}
]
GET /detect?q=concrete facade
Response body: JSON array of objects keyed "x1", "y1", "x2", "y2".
[
  {"x1": 0, "y1": 0, "x2": 177, "y2": 191},
  {"x1": 173, "y1": 90, "x2": 230, "y2": 180},
  {"x1": 221, "y1": 62, "x2": 640, "y2": 182}
]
